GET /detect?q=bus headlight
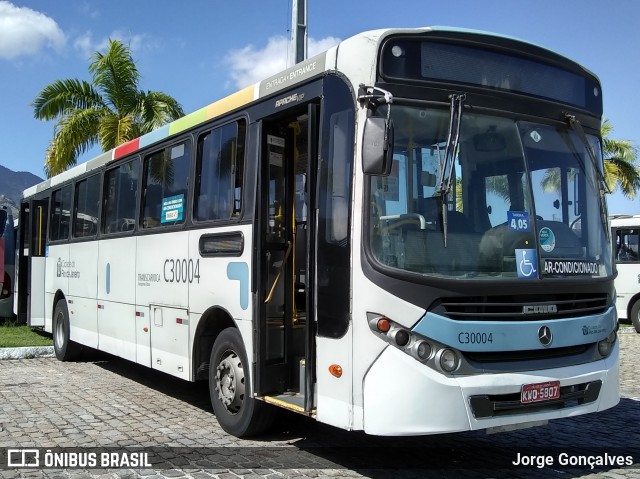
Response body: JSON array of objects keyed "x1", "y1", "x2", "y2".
[
  {"x1": 367, "y1": 313, "x2": 461, "y2": 372},
  {"x1": 439, "y1": 349, "x2": 459, "y2": 372},
  {"x1": 389, "y1": 328, "x2": 410, "y2": 347},
  {"x1": 411, "y1": 340, "x2": 432, "y2": 361}
]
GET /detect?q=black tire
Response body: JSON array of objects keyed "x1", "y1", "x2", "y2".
[
  {"x1": 631, "y1": 301, "x2": 640, "y2": 334},
  {"x1": 52, "y1": 299, "x2": 82, "y2": 361},
  {"x1": 209, "y1": 327, "x2": 274, "y2": 437}
]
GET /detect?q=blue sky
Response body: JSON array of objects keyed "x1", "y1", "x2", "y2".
[{"x1": 0, "y1": 0, "x2": 638, "y2": 214}]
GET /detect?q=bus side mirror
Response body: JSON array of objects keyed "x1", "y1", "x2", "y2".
[{"x1": 362, "y1": 117, "x2": 394, "y2": 176}]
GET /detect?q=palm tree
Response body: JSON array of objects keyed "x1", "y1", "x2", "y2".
[
  {"x1": 538, "y1": 119, "x2": 638, "y2": 198},
  {"x1": 33, "y1": 39, "x2": 184, "y2": 177},
  {"x1": 601, "y1": 119, "x2": 640, "y2": 198}
]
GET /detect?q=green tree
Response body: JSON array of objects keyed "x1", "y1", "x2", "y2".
[
  {"x1": 537, "y1": 119, "x2": 638, "y2": 199},
  {"x1": 32, "y1": 39, "x2": 184, "y2": 177},
  {"x1": 601, "y1": 119, "x2": 640, "y2": 198}
]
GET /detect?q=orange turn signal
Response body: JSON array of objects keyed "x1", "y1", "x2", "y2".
[
  {"x1": 329, "y1": 364, "x2": 343, "y2": 378},
  {"x1": 377, "y1": 317, "x2": 391, "y2": 333}
]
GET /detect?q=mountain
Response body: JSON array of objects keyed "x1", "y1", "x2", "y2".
[{"x1": 0, "y1": 165, "x2": 43, "y2": 217}]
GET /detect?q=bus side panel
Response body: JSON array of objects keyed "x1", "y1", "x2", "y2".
[
  {"x1": 44, "y1": 244, "x2": 69, "y2": 329},
  {"x1": 97, "y1": 237, "x2": 137, "y2": 361},
  {"x1": 188, "y1": 225, "x2": 253, "y2": 315},
  {"x1": 67, "y1": 241, "x2": 98, "y2": 348},
  {"x1": 97, "y1": 302, "x2": 136, "y2": 361},
  {"x1": 315, "y1": 332, "x2": 353, "y2": 430},
  {"x1": 615, "y1": 262, "x2": 636, "y2": 319},
  {"x1": 188, "y1": 224, "x2": 255, "y2": 370},
  {"x1": 136, "y1": 231, "x2": 189, "y2": 379}
]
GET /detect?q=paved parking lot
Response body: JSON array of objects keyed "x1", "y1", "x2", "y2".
[{"x1": 0, "y1": 331, "x2": 639, "y2": 479}]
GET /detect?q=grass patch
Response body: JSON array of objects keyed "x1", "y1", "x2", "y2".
[{"x1": 0, "y1": 320, "x2": 53, "y2": 348}]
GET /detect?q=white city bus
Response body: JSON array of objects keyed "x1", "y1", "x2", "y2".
[
  {"x1": 18, "y1": 27, "x2": 619, "y2": 437},
  {"x1": 611, "y1": 214, "x2": 640, "y2": 332}
]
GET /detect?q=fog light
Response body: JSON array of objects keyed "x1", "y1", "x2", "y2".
[
  {"x1": 439, "y1": 349, "x2": 459, "y2": 372},
  {"x1": 390, "y1": 329, "x2": 410, "y2": 347},
  {"x1": 597, "y1": 338, "x2": 612, "y2": 357},
  {"x1": 411, "y1": 340, "x2": 431, "y2": 361}
]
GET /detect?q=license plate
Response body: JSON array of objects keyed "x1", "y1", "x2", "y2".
[{"x1": 521, "y1": 380, "x2": 561, "y2": 404}]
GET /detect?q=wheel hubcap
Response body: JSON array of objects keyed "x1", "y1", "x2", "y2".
[
  {"x1": 215, "y1": 350, "x2": 245, "y2": 414},
  {"x1": 54, "y1": 312, "x2": 64, "y2": 349}
]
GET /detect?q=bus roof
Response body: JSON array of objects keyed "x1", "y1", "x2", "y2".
[
  {"x1": 610, "y1": 214, "x2": 640, "y2": 227},
  {"x1": 23, "y1": 26, "x2": 595, "y2": 199}
]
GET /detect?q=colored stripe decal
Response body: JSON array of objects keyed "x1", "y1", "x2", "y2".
[
  {"x1": 227, "y1": 262, "x2": 249, "y2": 310},
  {"x1": 114, "y1": 138, "x2": 140, "y2": 160},
  {"x1": 169, "y1": 106, "x2": 208, "y2": 135},
  {"x1": 206, "y1": 85, "x2": 255, "y2": 118},
  {"x1": 139, "y1": 124, "x2": 170, "y2": 148},
  {"x1": 111, "y1": 84, "x2": 256, "y2": 159}
]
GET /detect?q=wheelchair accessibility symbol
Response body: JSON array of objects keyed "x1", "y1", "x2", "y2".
[{"x1": 515, "y1": 249, "x2": 538, "y2": 279}]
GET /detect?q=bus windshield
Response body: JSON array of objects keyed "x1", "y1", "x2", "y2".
[{"x1": 368, "y1": 106, "x2": 612, "y2": 280}]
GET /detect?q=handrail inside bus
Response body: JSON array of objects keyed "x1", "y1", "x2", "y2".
[{"x1": 264, "y1": 241, "x2": 293, "y2": 304}]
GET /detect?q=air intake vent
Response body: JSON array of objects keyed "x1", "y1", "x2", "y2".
[{"x1": 433, "y1": 293, "x2": 609, "y2": 321}]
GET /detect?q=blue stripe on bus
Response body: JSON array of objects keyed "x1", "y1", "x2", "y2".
[
  {"x1": 139, "y1": 125, "x2": 170, "y2": 149},
  {"x1": 411, "y1": 308, "x2": 616, "y2": 352},
  {"x1": 106, "y1": 263, "x2": 111, "y2": 295},
  {"x1": 227, "y1": 262, "x2": 249, "y2": 310}
]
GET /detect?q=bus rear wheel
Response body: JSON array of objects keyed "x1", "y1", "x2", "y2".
[
  {"x1": 52, "y1": 299, "x2": 82, "y2": 361},
  {"x1": 631, "y1": 301, "x2": 640, "y2": 333},
  {"x1": 209, "y1": 328, "x2": 274, "y2": 437}
]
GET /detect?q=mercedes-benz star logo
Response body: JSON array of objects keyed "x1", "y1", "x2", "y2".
[{"x1": 538, "y1": 326, "x2": 553, "y2": 346}]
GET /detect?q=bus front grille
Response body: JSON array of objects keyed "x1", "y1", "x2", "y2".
[
  {"x1": 463, "y1": 344, "x2": 592, "y2": 363},
  {"x1": 469, "y1": 380, "x2": 601, "y2": 419},
  {"x1": 433, "y1": 293, "x2": 609, "y2": 321}
]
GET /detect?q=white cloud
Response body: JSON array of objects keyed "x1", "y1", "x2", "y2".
[
  {"x1": 0, "y1": 1, "x2": 66, "y2": 59},
  {"x1": 225, "y1": 35, "x2": 341, "y2": 89},
  {"x1": 73, "y1": 30, "x2": 158, "y2": 59}
]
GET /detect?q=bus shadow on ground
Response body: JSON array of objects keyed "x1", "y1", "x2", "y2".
[
  {"x1": 285, "y1": 399, "x2": 640, "y2": 478},
  {"x1": 92, "y1": 355, "x2": 640, "y2": 476}
]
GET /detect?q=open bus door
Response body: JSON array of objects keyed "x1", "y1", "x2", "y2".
[
  {"x1": 17, "y1": 199, "x2": 48, "y2": 326},
  {"x1": 255, "y1": 102, "x2": 318, "y2": 414}
]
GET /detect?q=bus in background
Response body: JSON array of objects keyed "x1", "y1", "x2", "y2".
[
  {"x1": 0, "y1": 206, "x2": 16, "y2": 318},
  {"x1": 17, "y1": 27, "x2": 618, "y2": 438},
  {"x1": 611, "y1": 214, "x2": 640, "y2": 332}
]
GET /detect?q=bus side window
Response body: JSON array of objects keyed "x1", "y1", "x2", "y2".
[
  {"x1": 73, "y1": 174, "x2": 100, "y2": 238},
  {"x1": 50, "y1": 185, "x2": 72, "y2": 242},
  {"x1": 617, "y1": 228, "x2": 640, "y2": 262},
  {"x1": 142, "y1": 140, "x2": 191, "y2": 228},
  {"x1": 194, "y1": 120, "x2": 246, "y2": 222},
  {"x1": 103, "y1": 158, "x2": 139, "y2": 234}
]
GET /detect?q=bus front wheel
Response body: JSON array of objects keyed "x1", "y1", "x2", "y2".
[
  {"x1": 52, "y1": 299, "x2": 82, "y2": 361},
  {"x1": 631, "y1": 301, "x2": 640, "y2": 333},
  {"x1": 209, "y1": 328, "x2": 274, "y2": 437}
]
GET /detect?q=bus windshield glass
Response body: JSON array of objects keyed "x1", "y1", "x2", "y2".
[{"x1": 368, "y1": 106, "x2": 612, "y2": 280}]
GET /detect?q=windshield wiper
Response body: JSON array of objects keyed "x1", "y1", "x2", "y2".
[
  {"x1": 437, "y1": 93, "x2": 465, "y2": 247},
  {"x1": 565, "y1": 114, "x2": 610, "y2": 194}
]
